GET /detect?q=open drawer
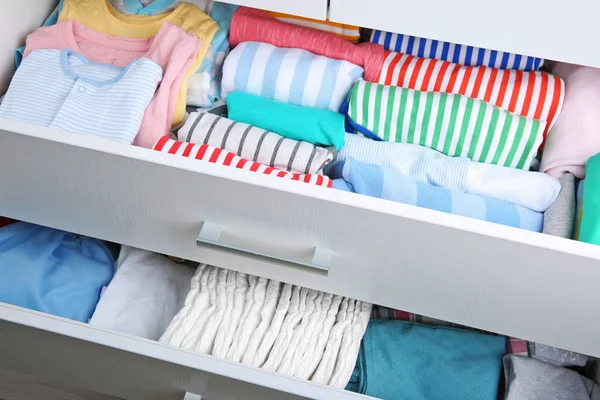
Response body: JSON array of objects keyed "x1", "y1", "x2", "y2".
[{"x1": 2, "y1": 119, "x2": 600, "y2": 362}]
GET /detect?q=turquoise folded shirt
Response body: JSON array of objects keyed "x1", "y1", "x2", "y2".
[
  {"x1": 226, "y1": 91, "x2": 346, "y2": 150},
  {"x1": 347, "y1": 320, "x2": 505, "y2": 400}
]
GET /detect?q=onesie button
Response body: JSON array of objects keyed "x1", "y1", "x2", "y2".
[{"x1": 78, "y1": 86, "x2": 85, "y2": 93}]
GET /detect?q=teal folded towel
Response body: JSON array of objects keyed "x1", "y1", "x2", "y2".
[
  {"x1": 347, "y1": 320, "x2": 505, "y2": 400},
  {"x1": 226, "y1": 91, "x2": 346, "y2": 149}
]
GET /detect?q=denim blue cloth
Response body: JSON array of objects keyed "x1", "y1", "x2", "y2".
[
  {"x1": 347, "y1": 320, "x2": 505, "y2": 400},
  {"x1": 0, "y1": 222, "x2": 114, "y2": 322},
  {"x1": 331, "y1": 157, "x2": 544, "y2": 232}
]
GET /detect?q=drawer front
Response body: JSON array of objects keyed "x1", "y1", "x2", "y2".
[
  {"x1": 2, "y1": 121, "x2": 600, "y2": 359},
  {"x1": 218, "y1": 0, "x2": 327, "y2": 20},
  {"x1": 329, "y1": 0, "x2": 600, "y2": 67},
  {"x1": 0, "y1": 304, "x2": 371, "y2": 400}
]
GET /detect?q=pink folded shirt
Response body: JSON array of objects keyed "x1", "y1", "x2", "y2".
[
  {"x1": 229, "y1": 7, "x2": 384, "y2": 82},
  {"x1": 540, "y1": 62, "x2": 600, "y2": 179},
  {"x1": 24, "y1": 19, "x2": 200, "y2": 149}
]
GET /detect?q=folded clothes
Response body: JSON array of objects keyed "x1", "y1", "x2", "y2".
[
  {"x1": 0, "y1": 222, "x2": 114, "y2": 322},
  {"x1": 371, "y1": 30, "x2": 544, "y2": 71},
  {"x1": 265, "y1": 11, "x2": 361, "y2": 43},
  {"x1": 332, "y1": 158, "x2": 544, "y2": 232},
  {"x1": 578, "y1": 154, "x2": 600, "y2": 245},
  {"x1": 377, "y1": 51, "x2": 564, "y2": 140},
  {"x1": 108, "y1": 0, "x2": 211, "y2": 15},
  {"x1": 347, "y1": 320, "x2": 505, "y2": 400},
  {"x1": 227, "y1": 91, "x2": 346, "y2": 149},
  {"x1": 503, "y1": 355, "x2": 600, "y2": 400},
  {"x1": 346, "y1": 80, "x2": 546, "y2": 169},
  {"x1": 89, "y1": 247, "x2": 195, "y2": 340},
  {"x1": 229, "y1": 7, "x2": 383, "y2": 81},
  {"x1": 540, "y1": 62, "x2": 600, "y2": 179},
  {"x1": 222, "y1": 41, "x2": 363, "y2": 113},
  {"x1": 179, "y1": 111, "x2": 335, "y2": 174},
  {"x1": 543, "y1": 173, "x2": 576, "y2": 238},
  {"x1": 575, "y1": 179, "x2": 584, "y2": 240},
  {"x1": 154, "y1": 136, "x2": 332, "y2": 187},
  {"x1": 327, "y1": 133, "x2": 560, "y2": 212}
]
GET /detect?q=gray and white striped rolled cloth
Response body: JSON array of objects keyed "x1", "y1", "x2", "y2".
[{"x1": 178, "y1": 111, "x2": 335, "y2": 174}]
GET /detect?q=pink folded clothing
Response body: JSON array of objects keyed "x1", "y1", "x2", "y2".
[
  {"x1": 378, "y1": 51, "x2": 565, "y2": 141},
  {"x1": 25, "y1": 20, "x2": 200, "y2": 149},
  {"x1": 540, "y1": 62, "x2": 600, "y2": 179},
  {"x1": 153, "y1": 136, "x2": 333, "y2": 188},
  {"x1": 229, "y1": 7, "x2": 384, "y2": 82}
]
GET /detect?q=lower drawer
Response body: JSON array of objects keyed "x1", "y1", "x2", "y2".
[{"x1": 0, "y1": 304, "x2": 373, "y2": 400}]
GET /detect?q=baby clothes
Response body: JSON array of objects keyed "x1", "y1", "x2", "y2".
[
  {"x1": 0, "y1": 222, "x2": 114, "y2": 322},
  {"x1": 543, "y1": 173, "x2": 576, "y2": 238},
  {"x1": 0, "y1": 49, "x2": 162, "y2": 144},
  {"x1": 179, "y1": 111, "x2": 335, "y2": 174},
  {"x1": 539, "y1": 62, "x2": 600, "y2": 179},
  {"x1": 265, "y1": 11, "x2": 361, "y2": 43},
  {"x1": 377, "y1": 51, "x2": 564, "y2": 139},
  {"x1": 329, "y1": 133, "x2": 560, "y2": 212},
  {"x1": 89, "y1": 247, "x2": 195, "y2": 340},
  {"x1": 221, "y1": 42, "x2": 363, "y2": 113},
  {"x1": 371, "y1": 30, "x2": 544, "y2": 71},
  {"x1": 230, "y1": 7, "x2": 382, "y2": 81},
  {"x1": 578, "y1": 154, "x2": 600, "y2": 245},
  {"x1": 154, "y1": 137, "x2": 333, "y2": 188},
  {"x1": 347, "y1": 80, "x2": 546, "y2": 169},
  {"x1": 108, "y1": 0, "x2": 210, "y2": 15},
  {"x1": 227, "y1": 91, "x2": 346, "y2": 149},
  {"x1": 332, "y1": 158, "x2": 544, "y2": 232},
  {"x1": 25, "y1": 20, "x2": 199, "y2": 148},
  {"x1": 59, "y1": 0, "x2": 218, "y2": 127}
]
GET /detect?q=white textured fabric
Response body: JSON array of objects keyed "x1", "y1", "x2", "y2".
[
  {"x1": 89, "y1": 247, "x2": 194, "y2": 340},
  {"x1": 194, "y1": 268, "x2": 229, "y2": 354},
  {"x1": 213, "y1": 271, "x2": 248, "y2": 358},
  {"x1": 180, "y1": 266, "x2": 219, "y2": 350}
]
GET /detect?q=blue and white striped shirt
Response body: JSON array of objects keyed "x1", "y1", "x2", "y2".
[
  {"x1": 371, "y1": 30, "x2": 544, "y2": 71},
  {"x1": 1, "y1": 49, "x2": 162, "y2": 144}
]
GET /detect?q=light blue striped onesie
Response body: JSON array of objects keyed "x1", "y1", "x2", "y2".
[{"x1": 1, "y1": 49, "x2": 162, "y2": 145}]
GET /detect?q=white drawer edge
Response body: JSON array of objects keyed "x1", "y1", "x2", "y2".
[
  {"x1": 0, "y1": 303, "x2": 374, "y2": 400},
  {"x1": 2, "y1": 118, "x2": 598, "y2": 265}
]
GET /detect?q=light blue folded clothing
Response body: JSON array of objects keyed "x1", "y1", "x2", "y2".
[
  {"x1": 347, "y1": 320, "x2": 505, "y2": 400},
  {"x1": 327, "y1": 134, "x2": 560, "y2": 212},
  {"x1": 0, "y1": 222, "x2": 115, "y2": 322},
  {"x1": 332, "y1": 157, "x2": 544, "y2": 232}
]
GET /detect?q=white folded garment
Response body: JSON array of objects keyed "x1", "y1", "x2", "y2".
[
  {"x1": 89, "y1": 246, "x2": 194, "y2": 341},
  {"x1": 194, "y1": 268, "x2": 229, "y2": 354},
  {"x1": 213, "y1": 272, "x2": 249, "y2": 358}
]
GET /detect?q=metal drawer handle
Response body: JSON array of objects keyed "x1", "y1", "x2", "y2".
[
  {"x1": 196, "y1": 221, "x2": 334, "y2": 272},
  {"x1": 183, "y1": 393, "x2": 202, "y2": 400}
]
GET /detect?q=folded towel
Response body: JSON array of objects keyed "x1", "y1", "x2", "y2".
[
  {"x1": 540, "y1": 62, "x2": 600, "y2": 179},
  {"x1": 179, "y1": 111, "x2": 335, "y2": 174},
  {"x1": 153, "y1": 136, "x2": 332, "y2": 187},
  {"x1": 230, "y1": 7, "x2": 383, "y2": 81},
  {"x1": 371, "y1": 30, "x2": 544, "y2": 71},
  {"x1": 222, "y1": 41, "x2": 363, "y2": 113},
  {"x1": 265, "y1": 11, "x2": 361, "y2": 43},
  {"x1": 332, "y1": 158, "x2": 544, "y2": 232},
  {"x1": 227, "y1": 91, "x2": 346, "y2": 150},
  {"x1": 327, "y1": 133, "x2": 560, "y2": 212},
  {"x1": 377, "y1": 51, "x2": 564, "y2": 140},
  {"x1": 346, "y1": 80, "x2": 546, "y2": 169}
]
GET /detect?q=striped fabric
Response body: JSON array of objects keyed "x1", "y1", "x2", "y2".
[
  {"x1": 0, "y1": 49, "x2": 161, "y2": 145},
  {"x1": 347, "y1": 80, "x2": 546, "y2": 169},
  {"x1": 154, "y1": 136, "x2": 333, "y2": 187},
  {"x1": 179, "y1": 111, "x2": 335, "y2": 174},
  {"x1": 371, "y1": 30, "x2": 544, "y2": 71},
  {"x1": 222, "y1": 42, "x2": 363, "y2": 112},
  {"x1": 371, "y1": 306, "x2": 529, "y2": 356},
  {"x1": 332, "y1": 158, "x2": 544, "y2": 232},
  {"x1": 265, "y1": 11, "x2": 361, "y2": 43},
  {"x1": 377, "y1": 51, "x2": 564, "y2": 139}
]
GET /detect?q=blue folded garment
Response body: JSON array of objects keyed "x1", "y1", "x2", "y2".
[
  {"x1": 331, "y1": 157, "x2": 544, "y2": 232},
  {"x1": 347, "y1": 320, "x2": 505, "y2": 400},
  {"x1": 0, "y1": 222, "x2": 114, "y2": 322}
]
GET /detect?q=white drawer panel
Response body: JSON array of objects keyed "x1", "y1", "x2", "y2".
[
  {"x1": 218, "y1": 0, "x2": 327, "y2": 20},
  {"x1": 2, "y1": 120, "x2": 600, "y2": 359},
  {"x1": 0, "y1": 304, "x2": 372, "y2": 400},
  {"x1": 329, "y1": 0, "x2": 600, "y2": 67}
]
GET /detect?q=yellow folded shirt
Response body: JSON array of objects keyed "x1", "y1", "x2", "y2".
[
  {"x1": 265, "y1": 11, "x2": 360, "y2": 43},
  {"x1": 59, "y1": 0, "x2": 218, "y2": 126}
]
